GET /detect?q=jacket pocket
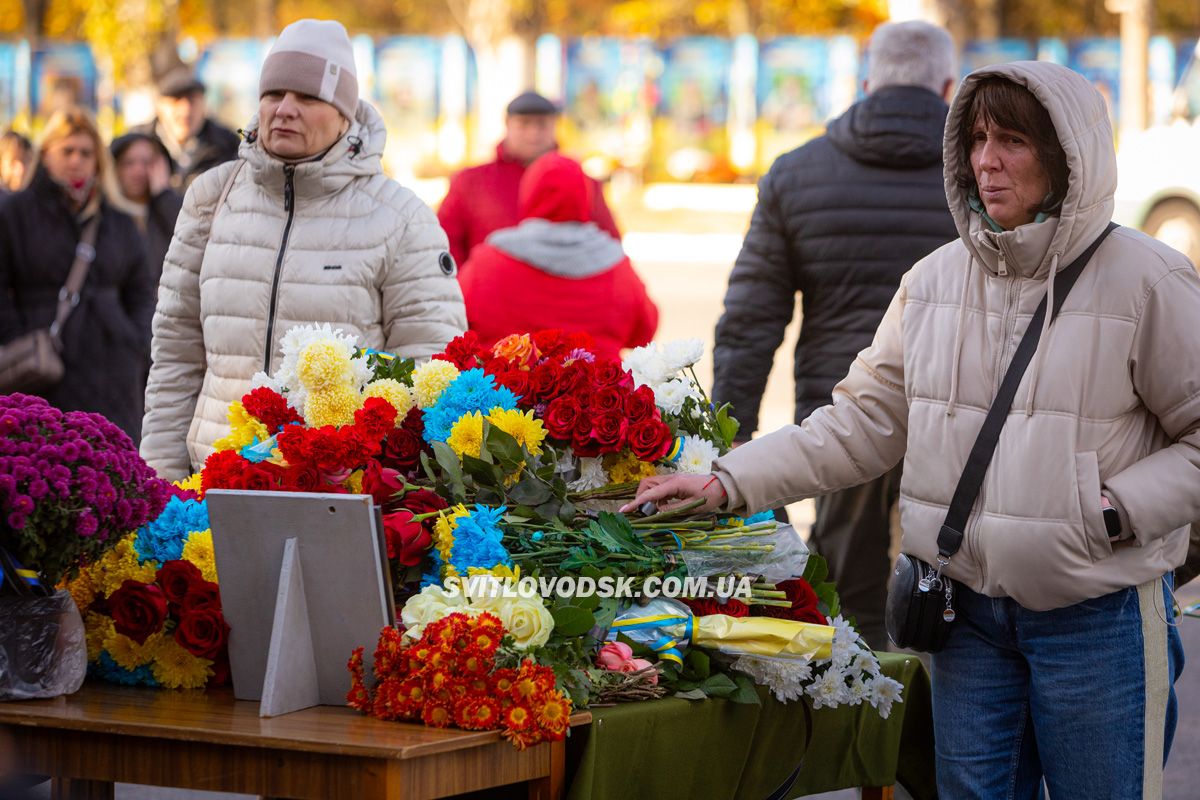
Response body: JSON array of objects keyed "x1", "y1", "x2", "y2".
[{"x1": 1075, "y1": 451, "x2": 1113, "y2": 562}]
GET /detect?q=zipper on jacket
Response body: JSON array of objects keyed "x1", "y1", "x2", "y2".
[{"x1": 263, "y1": 165, "x2": 296, "y2": 373}]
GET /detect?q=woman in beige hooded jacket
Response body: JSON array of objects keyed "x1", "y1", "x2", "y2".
[
  {"x1": 628, "y1": 62, "x2": 1196, "y2": 796},
  {"x1": 140, "y1": 20, "x2": 466, "y2": 479}
]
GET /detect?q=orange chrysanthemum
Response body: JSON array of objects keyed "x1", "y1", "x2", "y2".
[
  {"x1": 537, "y1": 693, "x2": 571, "y2": 736},
  {"x1": 503, "y1": 703, "x2": 533, "y2": 732},
  {"x1": 422, "y1": 702, "x2": 453, "y2": 728}
]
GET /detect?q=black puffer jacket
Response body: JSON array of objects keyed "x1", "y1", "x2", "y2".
[
  {"x1": 132, "y1": 118, "x2": 241, "y2": 192},
  {"x1": 713, "y1": 85, "x2": 958, "y2": 436},
  {"x1": 0, "y1": 167, "x2": 155, "y2": 440}
]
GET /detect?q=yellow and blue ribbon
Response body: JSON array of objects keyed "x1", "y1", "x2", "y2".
[{"x1": 609, "y1": 612, "x2": 695, "y2": 666}]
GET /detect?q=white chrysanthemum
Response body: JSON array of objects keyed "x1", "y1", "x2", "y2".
[
  {"x1": 555, "y1": 450, "x2": 577, "y2": 476},
  {"x1": 654, "y1": 378, "x2": 702, "y2": 415},
  {"x1": 662, "y1": 338, "x2": 705, "y2": 372},
  {"x1": 623, "y1": 344, "x2": 675, "y2": 389},
  {"x1": 868, "y1": 675, "x2": 904, "y2": 719},
  {"x1": 677, "y1": 435, "x2": 720, "y2": 474},
  {"x1": 845, "y1": 674, "x2": 871, "y2": 706},
  {"x1": 807, "y1": 667, "x2": 849, "y2": 710},
  {"x1": 567, "y1": 457, "x2": 608, "y2": 492},
  {"x1": 731, "y1": 655, "x2": 812, "y2": 703}
]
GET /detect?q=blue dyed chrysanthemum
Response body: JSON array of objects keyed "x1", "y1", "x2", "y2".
[
  {"x1": 422, "y1": 369, "x2": 518, "y2": 444},
  {"x1": 91, "y1": 652, "x2": 158, "y2": 687},
  {"x1": 132, "y1": 496, "x2": 209, "y2": 564}
]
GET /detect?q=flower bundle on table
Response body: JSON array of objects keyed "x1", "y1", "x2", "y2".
[
  {"x1": 348, "y1": 612, "x2": 572, "y2": 749},
  {"x1": 0, "y1": 394, "x2": 170, "y2": 588},
  {"x1": 65, "y1": 484, "x2": 229, "y2": 689}
]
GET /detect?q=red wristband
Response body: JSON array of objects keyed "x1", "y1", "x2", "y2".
[{"x1": 701, "y1": 475, "x2": 727, "y2": 497}]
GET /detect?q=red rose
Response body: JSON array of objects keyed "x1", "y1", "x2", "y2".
[
  {"x1": 593, "y1": 359, "x2": 633, "y2": 390},
  {"x1": 401, "y1": 488, "x2": 448, "y2": 516},
  {"x1": 759, "y1": 579, "x2": 825, "y2": 624},
  {"x1": 532, "y1": 329, "x2": 565, "y2": 357},
  {"x1": 108, "y1": 580, "x2": 168, "y2": 645},
  {"x1": 572, "y1": 415, "x2": 602, "y2": 458},
  {"x1": 592, "y1": 411, "x2": 629, "y2": 454},
  {"x1": 362, "y1": 459, "x2": 405, "y2": 507},
  {"x1": 242, "y1": 462, "x2": 283, "y2": 491},
  {"x1": 683, "y1": 597, "x2": 750, "y2": 617},
  {"x1": 591, "y1": 386, "x2": 627, "y2": 415},
  {"x1": 282, "y1": 463, "x2": 323, "y2": 492},
  {"x1": 156, "y1": 560, "x2": 204, "y2": 607},
  {"x1": 625, "y1": 385, "x2": 658, "y2": 423},
  {"x1": 383, "y1": 510, "x2": 432, "y2": 565},
  {"x1": 182, "y1": 580, "x2": 222, "y2": 615},
  {"x1": 174, "y1": 607, "x2": 230, "y2": 660},
  {"x1": 381, "y1": 409, "x2": 426, "y2": 475},
  {"x1": 560, "y1": 361, "x2": 595, "y2": 396},
  {"x1": 627, "y1": 419, "x2": 673, "y2": 462},
  {"x1": 528, "y1": 361, "x2": 563, "y2": 401},
  {"x1": 544, "y1": 396, "x2": 583, "y2": 440},
  {"x1": 209, "y1": 653, "x2": 232, "y2": 686},
  {"x1": 496, "y1": 370, "x2": 531, "y2": 405}
]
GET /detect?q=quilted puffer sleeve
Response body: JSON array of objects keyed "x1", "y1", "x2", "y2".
[
  {"x1": 381, "y1": 189, "x2": 467, "y2": 358},
  {"x1": 140, "y1": 162, "x2": 233, "y2": 479}
]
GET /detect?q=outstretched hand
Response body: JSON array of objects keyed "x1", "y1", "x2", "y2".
[{"x1": 619, "y1": 473, "x2": 728, "y2": 515}]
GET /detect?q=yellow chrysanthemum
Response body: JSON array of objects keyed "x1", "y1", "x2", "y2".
[
  {"x1": 296, "y1": 340, "x2": 354, "y2": 392},
  {"x1": 174, "y1": 473, "x2": 203, "y2": 493},
  {"x1": 181, "y1": 530, "x2": 218, "y2": 582},
  {"x1": 105, "y1": 630, "x2": 162, "y2": 672},
  {"x1": 95, "y1": 537, "x2": 158, "y2": 597},
  {"x1": 364, "y1": 379, "x2": 414, "y2": 421},
  {"x1": 412, "y1": 360, "x2": 460, "y2": 408},
  {"x1": 345, "y1": 469, "x2": 364, "y2": 494},
  {"x1": 604, "y1": 450, "x2": 658, "y2": 485},
  {"x1": 212, "y1": 401, "x2": 271, "y2": 453},
  {"x1": 63, "y1": 570, "x2": 97, "y2": 614},
  {"x1": 447, "y1": 412, "x2": 484, "y2": 459},
  {"x1": 487, "y1": 407, "x2": 546, "y2": 456},
  {"x1": 150, "y1": 637, "x2": 212, "y2": 689},
  {"x1": 467, "y1": 564, "x2": 521, "y2": 581},
  {"x1": 434, "y1": 505, "x2": 470, "y2": 563},
  {"x1": 85, "y1": 613, "x2": 115, "y2": 661},
  {"x1": 304, "y1": 385, "x2": 362, "y2": 428}
]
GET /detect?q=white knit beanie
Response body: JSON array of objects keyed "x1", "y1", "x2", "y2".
[{"x1": 259, "y1": 19, "x2": 358, "y2": 120}]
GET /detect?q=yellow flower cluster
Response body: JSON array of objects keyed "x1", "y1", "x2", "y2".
[
  {"x1": 181, "y1": 530, "x2": 218, "y2": 582},
  {"x1": 605, "y1": 450, "x2": 658, "y2": 485},
  {"x1": 85, "y1": 613, "x2": 115, "y2": 661},
  {"x1": 487, "y1": 408, "x2": 547, "y2": 456},
  {"x1": 297, "y1": 340, "x2": 355, "y2": 391},
  {"x1": 304, "y1": 385, "x2": 362, "y2": 428},
  {"x1": 364, "y1": 379, "x2": 414, "y2": 421},
  {"x1": 105, "y1": 629, "x2": 163, "y2": 672},
  {"x1": 150, "y1": 637, "x2": 213, "y2": 689},
  {"x1": 433, "y1": 505, "x2": 471, "y2": 575},
  {"x1": 212, "y1": 402, "x2": 271, "y2": 453},
  {"x1": 175, "y1": 473, "x2": 203, "y2": 494},
  {"x1": 412, "y1": 360, "x2": 460, "y2": 408},
  {"x1": 85, "y1": 536, "x2": 158, "y2": 597},
  {"x1": 447, "y1": 412, "x2": 484, "y2": 459}
]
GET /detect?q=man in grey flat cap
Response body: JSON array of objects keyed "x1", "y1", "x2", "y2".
[
  {"x1": 132, "y1": 39, "x2": 240, "y2": 192},
  {"x1": 437, "y1": 90, "x2": 621, "y2": 269}
]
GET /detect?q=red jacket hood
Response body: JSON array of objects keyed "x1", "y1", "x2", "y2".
[{"x1": 518, "y1": 153, "x2": 592, "y2": 223}]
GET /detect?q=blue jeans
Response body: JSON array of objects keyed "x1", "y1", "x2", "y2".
[{"x1": 931, "y1": 577, "x2": 1184, "y2": 799}]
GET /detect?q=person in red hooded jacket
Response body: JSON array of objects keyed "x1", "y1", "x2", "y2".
[
  {"x1": 459, "y1": 153, "x2": 657, "y2": 359},
  {"x1": 437, "y1": 91, "x2": 620, "y2": 268}
]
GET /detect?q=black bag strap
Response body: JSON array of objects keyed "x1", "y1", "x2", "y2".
[
  {"x1": 49, "y1": 214, "x2": 101, "y2": 342},
  {"x1": 936, "y1": 222, "x2": 1118, "y2": 563}
]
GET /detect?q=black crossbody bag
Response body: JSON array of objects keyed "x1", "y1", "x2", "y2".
[{"x1": 886, "y1": 222, "x2": 1117, "y2": 653}]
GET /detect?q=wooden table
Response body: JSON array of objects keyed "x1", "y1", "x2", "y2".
[{"x1": 0, "y1": 684, "x2": 591, "y2": 800}]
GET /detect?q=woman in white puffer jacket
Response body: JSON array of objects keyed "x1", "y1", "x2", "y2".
[{"x1": 141, "y1": 20, "x2": 466, "y2": 479}]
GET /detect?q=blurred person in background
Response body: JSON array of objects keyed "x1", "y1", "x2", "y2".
[
  {"x1": 140, "y1": 19, "x2": 465, "y2": 480},
  {"x1": 111, "y1": 132, "x2": 183, "y2": 286},
  {"x1": 0, "y1": 107, "x2": 154, "y2": 440},
  {"x1": 131, "y1": 39, "x2": 240, "y2": 192},
  {"x1": 438, "y1": 90, "x2": 621, "y2": 269},
  {"x1": 459, "y1": 153, "x2": 656, "y2": 359},
  {"x1": 0, "y1": 130, "x2": 33, "y2": 194},
  {"x1": 711, "y1": 20, "x2": 960, "y2": 649}
]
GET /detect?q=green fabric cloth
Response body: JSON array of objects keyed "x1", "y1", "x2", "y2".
[{"x1": 566, "y1": 652, "x2": 935, "y2": 800}]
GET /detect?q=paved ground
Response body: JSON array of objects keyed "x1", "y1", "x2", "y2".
[{"x1": 17, "y1": 190, "x2": 1200, "y2": 799}]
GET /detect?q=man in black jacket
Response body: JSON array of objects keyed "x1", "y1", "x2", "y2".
[
  {"x1": 131, "y1": 41, "x2": 240, "y2": 192},
  {"x1": 712, "y1": 20, "x2": 959, "y2": 649}
]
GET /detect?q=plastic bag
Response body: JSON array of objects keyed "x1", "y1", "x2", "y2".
[
  {"x1": 0, "y1": 589, "x2": 86, "y2": 701},
  {"x1": 679, "y1": 523, "x2": 810, "y2": 583}
]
